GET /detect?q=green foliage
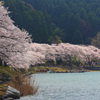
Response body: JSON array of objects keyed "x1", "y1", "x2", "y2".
[
  {"x1": 72, "y1": 57, "x2": 77, "y2": 63},
  {"x1": 91, "y1": 32, "x2": 100, "y2": 48},
  {"x1": 0, "y1": 70, "x2": 6, "y2": 74},
  {"x1": 54, "y1": 61, "x2": 57, "y2": 65},
  {"x1": 1, "y1": 0, "x2": 55, "y2": 43},
  {"x1": 1, "y1": 0, "x2": 100, "y2": 44},
  {"x1": 0, "y1": 66, "x2": 15, "y2": 76},
  {"x1": 23, "y1": 0, "x2": 100, "y2": 44}
]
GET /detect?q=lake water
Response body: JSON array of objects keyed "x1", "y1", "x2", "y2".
[{"x1": 20, "y1": 72, "x2": 100, "y2": 100}]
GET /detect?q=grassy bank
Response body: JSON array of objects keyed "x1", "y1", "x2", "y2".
[
  {"x1": 0, "y1": 66, "x2": 15, "y2": 96},
  {"x1": 29, "y1": 65, "x2": 87, "y2": 73},
  {"x1": 0, "y1": 66, "x2": 38, "y2": 97},
  {"x1": 1, "y1": 65, "x2": 99, "y2": 97}
]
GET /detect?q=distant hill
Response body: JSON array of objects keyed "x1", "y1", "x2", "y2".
[
  {"x1": 23, "y1": 0, "x2": 100, "y2": 44},
  {"x1": 1, "y1": 0, "x2": 100, "y2": 45}
]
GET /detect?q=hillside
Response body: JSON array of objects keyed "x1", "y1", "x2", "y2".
[
  {"x1": 23, "y1": 0, "x2": 100, "y2": 44},
  {"x1": 1, "y1": 0, "x2": 55, "y2": 43},
  {"x1": 1, "y1": 0, "x2": 100, "y2": 45}
]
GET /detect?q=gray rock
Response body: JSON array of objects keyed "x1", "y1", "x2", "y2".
[{"x1": 4, "y1": 86, "x2": 21, "y2": 99}]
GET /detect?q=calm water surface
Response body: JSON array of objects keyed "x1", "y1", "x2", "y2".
[{"x1": 20, "y1": 72, "x2": 100, "y2": 100}]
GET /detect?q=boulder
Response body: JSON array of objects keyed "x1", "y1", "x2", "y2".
[{"x1": 3, "y1": 86, "x2": 21, "y2": 99}]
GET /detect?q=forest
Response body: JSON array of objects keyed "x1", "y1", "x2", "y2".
[
  {"x1": 1, "y1": 0, "x2": 55, "y2": 43},
  {"x1": 0, "y1": 0, "x2": 100, "y2": 46},
  {"x1": 1, "y1": 0, "x2": 100, "y2": 46},
  {"x1": 23, "y1": 0, "x2": 100, "y2": 45}
]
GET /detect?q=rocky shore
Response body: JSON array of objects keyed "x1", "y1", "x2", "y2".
[
  {"x1": 0, "y1": 72, "x2": 21, "y2": 100},
  {"x1": 0, "y1": 66, "x2": 38, "y2": 100},
  {"x1": 0, "y1": 86, "x2": 21, "y2": 100}
]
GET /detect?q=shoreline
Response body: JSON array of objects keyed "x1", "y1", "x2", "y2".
[
  {"x1": 1, "y1": 66, "x2": 100, "y2": 99},
  {"x1": 33, "y1": 68, "x2": 100, "y2": 74}
]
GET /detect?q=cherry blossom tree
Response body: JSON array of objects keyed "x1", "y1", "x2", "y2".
[
  {"x1": 0, "y1": 2, "x2": 45, "y2": 69},
  {"x1": 0, "y1": 2, "x2": 100, "y2": 69},
  {"x1": 30, "y1": 43, "x2": 100, "y2": 66},
  {"x1": 0, "y1": 2, "x2": 35, "y2": 69}
]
